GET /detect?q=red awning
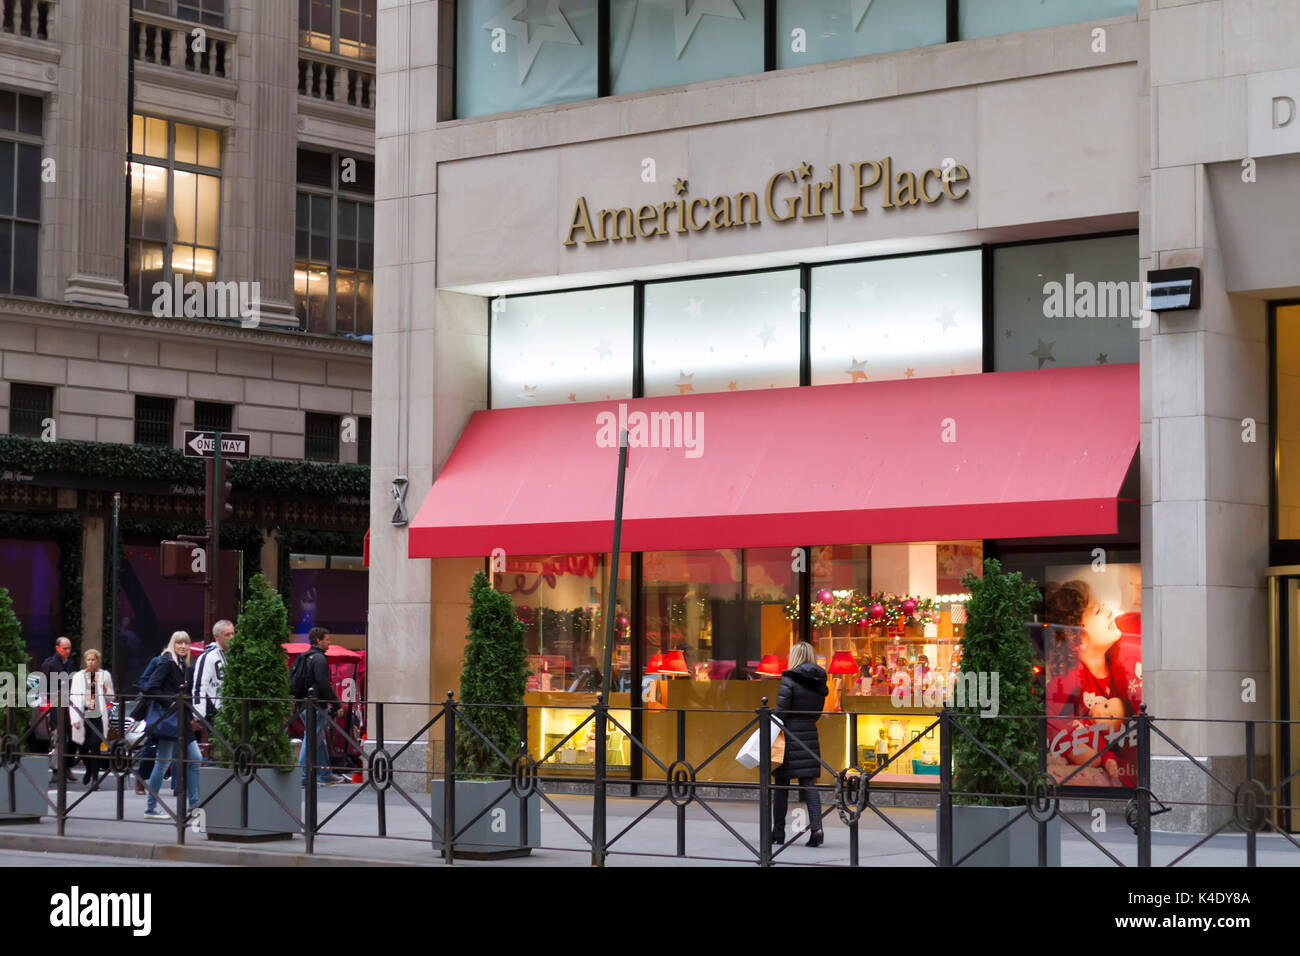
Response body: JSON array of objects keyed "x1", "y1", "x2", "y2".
[{"x1": 408, "y1": 364, "x2": 1138, "y2": 558}]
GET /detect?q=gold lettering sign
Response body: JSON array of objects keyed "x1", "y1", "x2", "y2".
[{"x1": 563, "y1": 159, "x2": 971, "y2": 246}]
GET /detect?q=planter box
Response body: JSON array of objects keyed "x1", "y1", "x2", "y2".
[
  {"x1": 942, "y1": 804, "x2": 1061, "y2": 867},
  {"x1": 198, "y1": 766, "x2": 299, "y2": 842},
  {"x1": 430, "y1": 779, "x2": 540, "y2": 859},
  {"x1": 0, "y1": 755, "x2": 48, "y2": 822}
]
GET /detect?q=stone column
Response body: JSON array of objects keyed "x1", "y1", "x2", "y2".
[
  {"x1": 57, "y1": 0, "x2": 130, "y2": 307},
  {"x1": 80, "y1": 515, "x2": 105, "y2": 652},
  {"x1": 224, "y1": 0, "x2": 299, "y2": 329}
]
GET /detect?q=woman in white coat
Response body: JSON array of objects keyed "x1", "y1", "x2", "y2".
[{"x1": 70, "y1": 649, "x2": 115, "y2": 786}]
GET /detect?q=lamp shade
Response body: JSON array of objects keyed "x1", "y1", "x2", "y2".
[
  {"x1": 755, "y1": 654, "x2": 784, "y2": 677},
  {"x1": 658, "y1": 650, "x2": 689, "y2": 676},
  {"x1": 828, "y1": 651, "x2": 859, "y2": 675},
  {"x1": 646, "y1": 654, "x2": 664, "y2": 675}
]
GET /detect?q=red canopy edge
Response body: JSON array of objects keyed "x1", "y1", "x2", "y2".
[{"x1": 408, "y1": 364, "x2": 1138, "y2": 559}]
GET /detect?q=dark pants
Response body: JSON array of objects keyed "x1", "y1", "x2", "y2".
[
  {"x1": 773, "y1": 769, "x2": 822, "y2": 832},
  {"x1": 76, "y1": 720, "x2": 106, "y2": 782}
]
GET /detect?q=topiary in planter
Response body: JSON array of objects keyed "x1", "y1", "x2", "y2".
[
  {"x1": 953, "y1": 559, "x2": 1041, "y2": 807},
  {"x1": 456, "y1": 570, "x2": 527, "y2": 779},
  {"x1": 213, "y1": 574, "x2": 293, "y2": 769},
  {"x1": 0, "y1": 587, "x2": 30, "y2": 738}
]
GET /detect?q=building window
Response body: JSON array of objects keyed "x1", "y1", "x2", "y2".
[
  {"x1": 958, "y1": 0, "x2": 1135, "y2": 40},
  {"x1": 300, "y1": 0, "x2": 376, "y2": 60},
  {"x1": 305, "y1": 412, "x2": 340, "y2": 462},
  {"x1": 610, "y1": 0, "x2": 765, "y2": 96},
  {"x1": 295, "y1": 148, "x2": 374, "y2": 338},
  {"x1": 643, "y1": 270, "x2": 800, "y2": 398},
  {"x1": 128, "y1": 114, "x2": 223, "y2": 312},
  {"x1": 8, "y1": 383, "x2": 52, "y2": 438},
  {"x1": 0, "y1": 90, "x2": 42, "y2": 297},
  {"x1": 134, "y1": 396, "x2": 175, "y2": 447},
  {"x1": 810, "y1": 250, "x2": 983, "y2": 386},
  {"x1": 1275, "y1": 304, "x2": 1300, "y2": 542},
  {"x1": 774, "y1": 0, "x2": 946, "y2": 69},
  {"x1": 133, "y1": 0, "x2": 226, "y2": 27},
  {"x1": 490, "y1": 285, "x2": 633, "y2": 409},
  {"x1": 357, "y1": 415, "x2": 371, "y2": 466},
  {"x1": 194, "y1": 400, "x2": 233, "y2": 433},
  {"x1": 992, "y1": 235, "x2": 1139, "y2": 372},
  {"x1": 454, "y1": 0, "x2": 598, "y2": 119}
]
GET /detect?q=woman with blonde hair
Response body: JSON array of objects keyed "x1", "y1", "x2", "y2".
[
  {"x1": 771, "y1": 640, "x2": 829, "y2": 848},
  {"x1": 70, "y1": 648, "x2": 115, "y2": 786},
  {"x1": 139, "y1": 631, "x2": 200, "y2": 819}
]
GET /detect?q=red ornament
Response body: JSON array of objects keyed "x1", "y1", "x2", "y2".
[
  {"x1": 869, "y1": 603, "x2": 884, "y2": 620},
  {"x1": 817, "y1": 589, "x2": 834, "y2": 605},
  {"x1": 902, "y1": 599, "x2": 917, "y2": 616},
  {"x1": 858, "y1": 618, "x2": 870, "y2": 627}
]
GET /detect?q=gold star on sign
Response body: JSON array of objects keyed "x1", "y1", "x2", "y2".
[
  {"x1": 904, "y1": 368, "x2": 915, "y2": 379},
  {"x1": 727, "y1": 381, "x2": 738, "y2": 391},
  {"x1": 798, "y1": 162, "x2": 813, "y2": 180},
  {"x1": 673, "y1": 178, "x2": 688, "y2": 195}
]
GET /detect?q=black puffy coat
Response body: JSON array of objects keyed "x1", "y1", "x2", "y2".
[{"x1": 774, "y1": 663, "x2": 828, "y2": 779}]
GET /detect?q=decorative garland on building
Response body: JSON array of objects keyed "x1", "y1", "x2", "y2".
[
  {"x1": 0, "y1": 510, "x2": 83, "y2": 651},
  {"x1": 0, "y1": 436, "x2": 369, "y2": 498},
  {"x1": 784, "y1": 590, "x2": 942, "y2": 628}
]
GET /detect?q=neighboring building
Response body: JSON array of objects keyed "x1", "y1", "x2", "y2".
[
  {"x1": 372, "y1": 0, "x2": 1300, "y2": 832},
  {"x1": 0, "y1": 0, "x2": 376, "y2": 688}
]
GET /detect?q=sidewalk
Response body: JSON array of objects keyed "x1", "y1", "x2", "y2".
[{"x1": 2, "y1": 780, "x2": 1297, "y2": 867}]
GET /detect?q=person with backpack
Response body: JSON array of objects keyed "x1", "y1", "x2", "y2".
[
  {"x1": 140, "y1": 631, "x2": 201, "y2": 819},
  {"x1": 293, "y1": 627, "x2": 347, "y2": 787},
  {"x1": 193, "y1": 619, "x2": 233, "y2": 729}
]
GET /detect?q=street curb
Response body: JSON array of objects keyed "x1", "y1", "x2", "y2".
[{"x1": 0, "y1": 829, "x2": 432, "y2": 867}]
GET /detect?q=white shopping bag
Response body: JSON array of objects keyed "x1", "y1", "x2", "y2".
[{"x1": 736, "y1": 717, "x2": 784, "y2": 769}]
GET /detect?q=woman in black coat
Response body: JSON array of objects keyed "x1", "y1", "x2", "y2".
[{"x1": 772, "y1": 641, "x2": 829, "y2": 847}]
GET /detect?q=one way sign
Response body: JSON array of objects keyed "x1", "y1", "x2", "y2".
[{"x1": 183, "y1": 430, "x2": 252, "y2": 460}]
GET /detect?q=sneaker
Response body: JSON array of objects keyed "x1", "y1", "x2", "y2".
[
  {"x1": 319, "y1": 775, "x2": 347, "y2": 786},
  {"x1": 143, "y1": 807, "x2": 167, "y2": 819}
]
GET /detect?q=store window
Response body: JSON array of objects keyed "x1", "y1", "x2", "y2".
[
  {"x1": 643, "y1": 270, "x2": 800, "y2": 398},
  {"x1": 133, "y1": 396, "x2": 175, "y2": 447},
  {"x1": 958, "y1": 0, "x2": 1135, "y2": 39},
  {"x1": 775, "y1": 0, "x2": 945, "y2": 69},
  {"x1": 610, "y1": 0, "x2": 764, "y2": 95},
  {"x1": 299, "y1": 0, "x2": 376, "y2": 60},
  {"x1": 455, "y1": 0, "x2": 598, "y2": 119},
  {"x1": 128, "y1": 114, "x2": 222, "y2": 312},
  {"x1": 295, "y1": 148, "x2": 374, "y2": 338},
  {"x1": 1277, "y1": 305, "x2": 1300, "y2": 541},
  {"x1": 0, "y1": 90, "x2": 42, "y2": 297},
  {"x1": 496, "y1": 554, "x2": 632, "y2": 771},
  {"x1": 194, "y1": 400, "x2": 232, "y2": 433},
  {"x1": 992, "y1": 235, "x2": 1139, "y2": 372},
  {"x1": 305, "y1": 412, "x2": 341, "y2": 462},
  {"x1": 490, "y1": 285, "x2": 633, "y2": 408},
  {"x1": 357, "y1": 415, "x2": 371, "y2": 466},
  {"x1": 289, "y1": 553, "x2": 369, "y2": 637},
  {"x1": 8, "y1": 383, "x2": 52, "y2": 438},
  {"x1": 133, "y1": 0, "x2": 226, "y2": 28},
  {"x1": 810, "y1": 250, "x2": 983, "y2": 385}
]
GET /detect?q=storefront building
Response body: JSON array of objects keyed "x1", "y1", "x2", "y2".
[{"x1": 371, "y1": 1, "x2": 1300, "y2": 828}]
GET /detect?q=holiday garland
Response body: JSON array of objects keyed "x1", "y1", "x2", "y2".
[{"x1": 784, "y1": 590, "x2": 947, "y2": 628}]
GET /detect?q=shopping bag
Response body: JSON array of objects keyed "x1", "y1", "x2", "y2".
[
  {"x1": 124, "y1": 718, "x2": 149, "y2": 746},
  {"x1": 771, "y1": 730, "x2": 786, "y2": 768},
  {"x1": 736, "y1": 718, "x2": 785, "y2": 769}
]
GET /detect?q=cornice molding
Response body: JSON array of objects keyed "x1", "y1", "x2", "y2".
[
  {"x1": 134, "y1": 60, "x2": 238, "y2": 104},
  {"x1": 0, "y1": 295, "x2": 371, "y2": 358},
  {"x1": 298, "y1": 93, "x2": 376, "y2": 131}
]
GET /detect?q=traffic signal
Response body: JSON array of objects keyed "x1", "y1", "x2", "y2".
[
  {"x1": 215, "y1": 459, "x2": 234, "y2": 522},
  {"x1": 161, "y1": 540, "x2": 203, "y2": 579}
]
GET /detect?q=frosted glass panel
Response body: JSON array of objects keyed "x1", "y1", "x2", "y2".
[
  {"x1": 643, "y1": 270, "x2": 800, "y2": 398},
  {"x1": 456, "y1": 0, "x2": 598, "y2": 118},
  {"x1": 610, "y1": 0, "x2": 765, "y2": 96},
  {"x1": 810, "y1": 251, "x2": 983, "y2": 385},
  {"x1": 959, "y1": 0, "x2": 1135, "y2": 40},
  {"x1": 993, "y1": 235, "x2": 1139, "y2": 372},
  {"x1": 775, "y1": 0, "x2": 946, "y2": 69},
  {"x1": 491, "y1": 286, "x2": 634, "y2": 408}
]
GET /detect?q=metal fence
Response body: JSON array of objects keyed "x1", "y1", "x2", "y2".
[{"x1": 2, "y1": 693, "x2": 1298, "y2": 866}]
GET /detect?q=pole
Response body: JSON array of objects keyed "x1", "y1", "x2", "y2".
[
  {"x1": 600, "y1": 430, "x2": 628, "y2": 702},
  {"x1": 208, "y1": 430, "x2": 223, "y2": 640},
  {"x1": 110, "y1": 493, "x2": 121, "y2": 682}
]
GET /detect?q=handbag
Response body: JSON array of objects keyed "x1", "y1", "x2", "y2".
[{"x1": 770, "y1": 730, "x2": 786, "y2": 768}]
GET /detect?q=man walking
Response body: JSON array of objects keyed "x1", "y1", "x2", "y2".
[
  {"x1": 193, "y1": 619, "x2": 233, "y2": 727},
  {"x1": 40, "y1": 637, "x2": 77, "y2": 781},
  {"x1": 294, "y1": 627, "x2": 347, "y2": 787}
]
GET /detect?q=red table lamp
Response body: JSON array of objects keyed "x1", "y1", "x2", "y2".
[
  {"x1": 828, "y1": 652, "x2": 859, "y2": 675},
  {"x1": 646, "y1": 653, "x2": 664, "y2": 675},
  {"x1": 658, "y1": 650, "x2": 689, "y2": 676},
  {"x1": 756, "y1": 654, "x2": 784, "y2": 678}
]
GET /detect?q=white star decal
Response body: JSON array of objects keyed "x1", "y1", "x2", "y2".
[
  {"x1": 851, "y1": 0, "x2": 877, "y2": 31},
  {"x1": 645, "y1": 0, "x2": 745, "y2": 59},
  {"x1": 756, "y1": 322, "x2": 777, "y2": 346},
  {"x1": 482, "y1": 0, "x2": 581, "y2": 85},
  {"x1": 594, "y1": 337, "x2": 613, "y2": 359},
  {"x1": 855, "y1": 281, "x2": 877, "y2": 301},
  {"x1": 684, "y1": 297, "x2": 704, "y2": 318},
  {"x1": 1029, "y1": 338, "x2": 1056, "y2": 369},
  {"x1": 935, "y1": 307, "x2": 957, "y2": 331}
]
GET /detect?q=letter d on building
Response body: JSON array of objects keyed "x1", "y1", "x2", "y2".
[{"x1": 1274, "y1": 96, "x2": 1296, "y2": 129}]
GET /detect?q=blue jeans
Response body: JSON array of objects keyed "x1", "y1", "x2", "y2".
[
  {"x1": 298, "y1": 705, "x2": 334, "y2": 783},
  {"x1": 147, "y1": 738, "x2": 201, "y2": 812}
]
